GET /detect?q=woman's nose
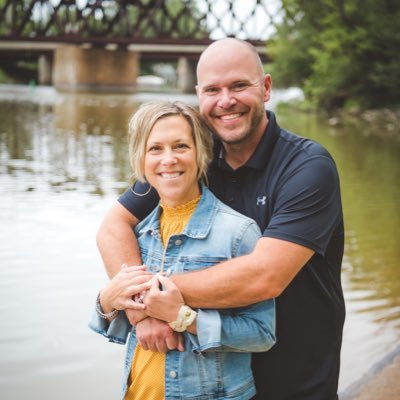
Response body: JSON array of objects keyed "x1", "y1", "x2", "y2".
[
  {"x1": 160, "y1": 151, "x2": 177, "y2": 165},
  {"x1": 217, "y1": 88, "x2": 237, "y2": 109}
]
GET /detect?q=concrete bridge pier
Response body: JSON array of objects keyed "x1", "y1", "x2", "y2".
[
  {"x1": 177, "y1": 56, "x2": 197, "y2": 93},
  {"x1": 38, "y1": 54, "x2": 52, "y2": 85},
  {"x1": 53, "y1": 45, "x2": 139, "y2": 92}
]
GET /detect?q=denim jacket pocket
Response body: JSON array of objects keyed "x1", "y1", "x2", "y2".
[{"x1": 177, "y1": 343, "x2": 224, "y2": 398}]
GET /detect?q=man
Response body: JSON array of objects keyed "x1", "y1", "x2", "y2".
[{"x1": 97, "y1": 38, "x2": 345, "y2": 399}]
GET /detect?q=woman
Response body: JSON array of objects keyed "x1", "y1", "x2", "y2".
[{"x1": 89, "y1": 101, "x2": 276, "y2": 400}]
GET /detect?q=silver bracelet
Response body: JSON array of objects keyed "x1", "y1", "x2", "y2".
[{"x1": 96, "y1": 292, "x2": 119, "y2": 321}]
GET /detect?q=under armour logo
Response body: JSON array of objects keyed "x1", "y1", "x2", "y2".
[{"x1": 256, "y1": 195, "x2": 267, "y2": 206}]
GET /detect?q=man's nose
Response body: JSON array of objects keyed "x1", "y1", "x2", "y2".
[{"x1": 217, "y1": 88, "x2": 237, "y2": 108}]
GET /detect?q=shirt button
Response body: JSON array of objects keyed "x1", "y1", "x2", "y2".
[
  {"x1": 169, "y1": 370, "x2": 177, "y2": 379},
  {"x1": 174, "y1": 239, "x2": 182, "y2": 246}
]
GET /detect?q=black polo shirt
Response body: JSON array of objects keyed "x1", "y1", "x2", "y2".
[{"x1": 119, "y1": 111, "x2": 345, "y2": 400}]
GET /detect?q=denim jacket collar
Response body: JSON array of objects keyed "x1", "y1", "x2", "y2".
[{"x1": 136, "y1": 184, "x2": 217, "y2": 240}]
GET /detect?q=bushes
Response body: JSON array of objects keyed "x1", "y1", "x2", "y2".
[{"x1": 269, "y1": 0, "x2": 400, "y2": 110}]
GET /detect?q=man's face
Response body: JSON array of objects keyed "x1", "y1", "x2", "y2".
[{"x1": 196, "y1": 45, "x2": 271, "y2": 146}]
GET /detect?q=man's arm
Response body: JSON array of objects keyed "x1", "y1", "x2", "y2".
[
  {"x1": 96, "y1": 202, "x2": 142, "y2": 278},
  {"x1": 173, "y1": 237, "x2": 314, "y2": 309}
]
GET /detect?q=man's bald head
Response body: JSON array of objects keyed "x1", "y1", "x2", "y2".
[{"x1": 197, "y1": 38, "x2": 264, "y2": 82}]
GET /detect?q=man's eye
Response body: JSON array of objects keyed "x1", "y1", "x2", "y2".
[
  {"x1": 231, "y1": 82, "x2": 249, "y2": 92},
  {"x1": 203, "y1": 87, "x2": 219, "y2": 95}
]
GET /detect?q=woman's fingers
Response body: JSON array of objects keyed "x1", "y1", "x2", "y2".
[
  {"x1": 125, "y1": 298, "x2": 147, "y2": 310},
  {"x1": 132, "y1": 280, "x2": 152, "y2": 294},
  {"x1": 122, "y1": 264, "x2": 147, "y2": 272}
]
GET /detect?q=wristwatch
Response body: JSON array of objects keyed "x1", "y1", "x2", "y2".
[{"x1": 168, "y1": 305, "x2": 197, "y2": 332}]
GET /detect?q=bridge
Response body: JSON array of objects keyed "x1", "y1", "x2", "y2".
[{"x1": 0, "y1": 1, "x2": 280, "y2": 92}]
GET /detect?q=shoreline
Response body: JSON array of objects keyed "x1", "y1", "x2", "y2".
[
  {"x1": 277, "y1": 98, "x2": 400, "y2": 143},
  {"x1": 340, "y1": 346, "x2": 400, "y2": 399}
]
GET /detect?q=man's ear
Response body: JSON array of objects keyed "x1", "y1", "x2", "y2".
[{"x1": 263, "y1": 74, "x2": 272, "y2": 102}]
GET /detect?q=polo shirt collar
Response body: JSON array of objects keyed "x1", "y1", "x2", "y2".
[{"x1": 211, "y1": 110, "x2": 280, "y2": 171}]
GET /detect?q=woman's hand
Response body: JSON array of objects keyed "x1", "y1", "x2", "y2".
[
  {"x1": 99, "y1": 265, "x2": 153, "y2": 313},
  {"x1": 125, "y1": 309, "x2": 148, "y2": 326},
  {"x1": 143, "y1": 274, "x2": 184, "y2": 323}
]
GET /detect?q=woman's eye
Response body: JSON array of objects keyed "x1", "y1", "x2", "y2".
[
  {"x1": 148, "y1": 146, "x2": 161, "y2": 153},
  {"x1": 175, "y1": 143, "x2": 189, "y2": 150}
]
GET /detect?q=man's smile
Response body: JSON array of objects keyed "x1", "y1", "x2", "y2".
[{"x1": 219, "y1": 112, "x2": 243, "y2": 121}]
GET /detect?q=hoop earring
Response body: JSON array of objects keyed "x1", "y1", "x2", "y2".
[{"x1": 130, "y1": 183, "x2": 152, "y2": 197}]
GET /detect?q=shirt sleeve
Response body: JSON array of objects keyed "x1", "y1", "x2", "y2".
[
  {"x1": 264, "y1": 154, "x2": 342, "y2": 256},
  {"x1": 118, "y1": 181, "x2": 159, "y2": 221}
]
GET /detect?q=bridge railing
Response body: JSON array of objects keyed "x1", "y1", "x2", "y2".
[{"x1": 0, "y1": 0, "x2": 281, "y2": 45}]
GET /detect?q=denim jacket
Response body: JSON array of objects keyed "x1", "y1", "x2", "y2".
[{"x1": 89, "y1": 185, "x2": 276, "y2": 400}]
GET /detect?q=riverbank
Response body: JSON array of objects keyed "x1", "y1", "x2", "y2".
[
  {"x1": 330, "y1": 107, "x2": 400, "y2": 142},
  {"x1": 341, "y1": 347, "x2": 400, "y2": 400},
  {"x1": 277, "y1": 100, "x2": 400, "y2": 143},
  {"x1": 351, "y1": 355, "x2": 400, "y2": 399}
]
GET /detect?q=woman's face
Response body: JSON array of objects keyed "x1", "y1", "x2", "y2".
[{"x1": 144, "y1": 115, "x2": 200, "y2": 207}]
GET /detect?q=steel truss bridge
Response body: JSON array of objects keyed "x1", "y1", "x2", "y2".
[
  {"x1": 0, "y1": 1, "x2": 280, "y2": 85},
  {"x1": 0, "y1": 1, "x2": 280, "y2": 46}
]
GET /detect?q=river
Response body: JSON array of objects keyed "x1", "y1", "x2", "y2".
[{"x1": 0, "y1": 85, "x2": 399, "y2": 399}]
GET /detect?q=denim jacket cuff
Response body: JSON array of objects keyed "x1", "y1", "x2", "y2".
[
  {"x1": 88, "y1": 308, "x2": 131, "y2": 345},
  {"x1": 187, "y1": 309, "x2": 221, "y2": 352}
]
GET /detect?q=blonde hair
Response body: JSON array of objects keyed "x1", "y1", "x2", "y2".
[{"x1": 128, "y1": 101, "x2": 213, "y2": 183}]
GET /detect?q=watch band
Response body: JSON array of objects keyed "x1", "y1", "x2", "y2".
[{"x1": 168, "y1": 305, "x2": 197, "y2": 332}]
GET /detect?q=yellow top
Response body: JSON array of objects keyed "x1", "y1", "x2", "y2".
[{"x1": 124, "y1": 195, "x2": 201, "y2": 400}]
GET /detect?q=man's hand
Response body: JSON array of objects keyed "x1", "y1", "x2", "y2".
[
  {"x1": 135, "y1": 318, "x2": 185, "y2": 353},
  {"x1": 144, "y1": 275, "x2": 184, "y2": 322}
]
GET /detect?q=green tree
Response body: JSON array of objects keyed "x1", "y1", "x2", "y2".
[{"x1": 269, "y1": 0, "x2": 400, "y2": 110}]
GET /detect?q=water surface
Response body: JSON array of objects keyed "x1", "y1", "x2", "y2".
[{"x1": 0, "y1": 86, "x2": 399, "y2": 399}]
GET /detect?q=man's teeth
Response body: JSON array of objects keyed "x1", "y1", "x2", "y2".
[
  {"x1": 161, "y1": 172, "x2": 181, "y2": 179},
  {"x1": 220, "y1": 113, "x2": 241, "y2": 121}
]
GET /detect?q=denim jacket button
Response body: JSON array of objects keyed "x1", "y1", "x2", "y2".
[
  {"x1": 169, "y1": 370, "x2": 177, "y2": 378},
  {"x1": 174, "y1": 239, "x2": 182, "y2": 246}
]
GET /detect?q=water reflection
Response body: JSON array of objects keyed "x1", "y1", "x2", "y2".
[
  {"x1": 0, "y1": 86, "x2": 399, "y2": 398},
  {"x1": 279, "y1": 111, "x2": 400, "y2": 310},
  {"x1": 279, "y1": 110, "x2": 400, "y2": 389}
]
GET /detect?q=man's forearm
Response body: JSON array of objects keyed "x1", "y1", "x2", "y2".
[
  {"x1": 172, "y1": 237, "x2": 314, "y2": 309},
  {"x1": 97, "y1": 224, "x2": 141, "y2": 278},
  {"x1": 96, "y1": 202, "x2": 142, "y2": 278},
  {"x1": 172, "y1": 254, "x2": 271, "y2": 309}
]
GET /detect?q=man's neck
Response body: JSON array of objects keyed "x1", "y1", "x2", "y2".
[
  {"x1": 223, "y1": 121, "x2": 268, "y2": 170},
  {"x1": 223, "y1": 144, "x2": 255, "y2": 169}
]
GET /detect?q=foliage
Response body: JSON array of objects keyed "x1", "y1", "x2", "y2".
[
  {"x1": 269, "y1": 0, "x2": 400, "y2": 110},
  {"x1": 0, "y1": 68, "x2": 13, "y2": 83}
]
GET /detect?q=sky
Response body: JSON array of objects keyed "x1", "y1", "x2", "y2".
[{"x1": 41, "y1": 0, "x2": 283, "y2": 41}]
